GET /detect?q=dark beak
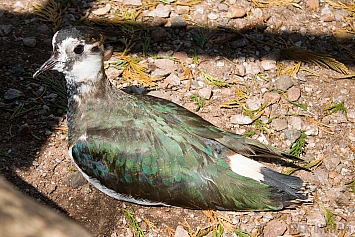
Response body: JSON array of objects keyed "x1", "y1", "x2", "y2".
[{"x1": 33, "y1": 54, "x2": 58, "y2": 78}]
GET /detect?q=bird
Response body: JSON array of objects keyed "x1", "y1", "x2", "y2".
[{"x1": 33, "y1": 27, "x2": 310, "y2": 211}]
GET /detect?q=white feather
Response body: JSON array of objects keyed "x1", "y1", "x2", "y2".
[{"x1": 229, "y1": 154, "x2": 265, "y2": 182}]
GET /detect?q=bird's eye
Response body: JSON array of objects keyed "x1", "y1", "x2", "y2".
[{"x1": 73, "y1": 44, "x2": 84, "y2": 54}]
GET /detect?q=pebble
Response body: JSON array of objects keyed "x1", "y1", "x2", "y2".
[
  {"x1": 263, "y1": 92, "x2": 280, "y2": 104},
  {"x1": 263, "y1": 220, "x2": 287, "y2": 237},
  {"x1": 66, "y1": 171, "x2": 88, "y2": 188},
  {"x1": 150, "y1": 27, "x2": 167, "y2": 42},
  {"x1": 174, "y1": 225, "x2": 189, "y2": 237},
  {"x1": 244, "y1": 62, "x2": 261, "y2": 75},
  {"x1": 18, "y1": 123, "x2": 31, "y2": 134},
  {"x1": 286, "y1": 87, "x2": 301, "y2": 101},
  {"x1": 275, "y1": 75, "x2": 294, "y2": 91},
  {"x1": 260, "y1": 59, "x2": 276, "y2": 71},
  {"x1": 230, "y1": 38, "x2": 249, "y2": 48},
  {"x1": 169, "y1": 16, "x2": 186, "y2": 28},
  {"x1": 307, "y1": 0, "x2": 319, "y2": 10},
  {"x1": 246, "y1": 96, "x2": 261, "y2": 110},
  {"x1": 176, "y1": 6, "x2": 189, "y2": 15},
  {"x1": 154, "y1": 58, "x2": 177, "y2": 73},
  {"x1": 23, "y1": 37, "x2": 36, "y2": 47},
  {"x1": 306, "y1": 209, "x2": 326, "y2": 227},
  {"x1": 151, "y1": 69, "x2": 170, "y2": 79},
  {"x1": 208, "y1": 12, "x2": 219, "y2": 20},
  {"x1": 12, "y1": 65, "x2": 25, "y2": 75},
  {"x1": 147, "y1": 4, "x2": 171, "y2": 18},
  {"x1": 230, "y1": 114, "x2": 253, "y2": 125},
  {"x1": 0, "y1": 25, "x2": 12, "y2": 36},
  {"x1": 218, "y1": 4, "x2": 229, "y2": 12},
  {"x1": 37, "y1": 24, "x2": 49, "y2": 32},
  {"x1": 4, "y1": 88, "x2": 23, "y2": 100},
  {"x1": 288, "y1": 116, "x2": 302, "y2": 130},
  {"x1": 198, "y1": 87, "x2": 212, "y2": 99},
  {"x1": 271, "y1": 118, "x2": 288, "y2": 131},
  {"x1": 122, "y1": 0, "x2": 142, "y2": 6},
  {"x1": 165, "y1": 72, "x2": 180, "y2": 86},
  {"x1": 92, "y1": 4, "x2": 111, "y2": 16},
  {"x1": 226, "y1": 6, "x2": 246, "y2": 18},
  {"x1": 284, "y1": 129, "x2": 301, "y2": 143}
]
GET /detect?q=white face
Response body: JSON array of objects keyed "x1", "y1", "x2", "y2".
[{"x1": 52, "y1": 32, "x2": 104, "y2": 85}]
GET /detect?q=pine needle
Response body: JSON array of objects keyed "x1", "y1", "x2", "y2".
[
  {"x1": 283, "y1": 158, "x2": 323, "y2": 175},
  {"x1": 33, "y1": 0, "x2": 64, "y2": 32},
  {"x1": 121, "y1": 207, "x2": 145, "y2": 237},
  {"x1": 280, "y1": 48, "x2": 349, "y2": 74},
  {"x1": 200, "y1": 69, "x2": 230, "y2": 87},
  {"x1": 220, "y1": 88, "x2": 247, "y2": 108}
]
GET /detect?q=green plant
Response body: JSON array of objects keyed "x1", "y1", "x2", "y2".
[
  {"x1": 121, "y1": 206, "x2": 144, "y2": 237},
  {"x1": 324, "y1": 101, "x2": 348, "y2": 119},
  {"x1": 190, "y1": 94, "x2": 205, "y2": 111},
  {"x1": 288, "y1": 130, "x2": 307, "y2": 157}
]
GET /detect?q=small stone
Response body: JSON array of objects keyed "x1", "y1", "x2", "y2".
[
  {"x1": 334, "y1": 10, "x2": 348, "y2": 22},
  {"x1": 271, "y1": 118, "x2": 288, "y2": 131},
  {"x1": 147, "y1": 4, "x2": 171, "y2": 18},
  {"x1": 263, "y1": 92, "x2": 280, "y2": 104},
  {"x1": 218, "y1": 3, "x2": 229, "y2": 11},
  {"x1": 307, "y1": 209, "x2": 326, "y2": 227},
  {"x1": 207, "y1": 13, "x2": 218, "y2": 20},
  {"x1": 176, "y1": 6, "x2": 189, "y2": 15},
  {"x1": 246, "y1": 96, "x2": 261, "y2": 110},
  {"x1": 155, "y1": 58, "x2": 177, "y2": 73},
  {"x1": 92, "y1": 4, "x2": 111, "y2": 16},
  {"x1": 327, "y1": 188, "x2": 350, "y2": 206},
  {"x1": 12, "y1": 65, "x2": 25, "y2": 75},
  {"x1": 37, "y1": 24, "x2": 49, "y2": 32},
  {"x1": 275, "y1": 75, "x2": 294, "y2": 91},
  {"x1": 165, "y1": 73, "x2": 180, "y2": 86},
  {"x1": 231, "y1": 38, "x2": 249, "y2": 48},
  {"x1": 0, "y1": 25, "x2": 12, "y2": 36},
  {"x1": 122, "y1": 0, "x2": 142, "y2": 6},
  {"x1": 234, "y1": 64, "x2": 246, "y2": 76},
  {"x1": 250, "y1": 8, "x2": 262, "y2": 20},
  {"x1": 23, "y1": 37, "x2": 36, "y2": 47},
  {"x1": 244, "y1": 62, "x2": 261, "y2": 75},
  {"x1": 284, "y1": 129, "x2": 301, "y2": 143},
  {"x1": 230, "y1": 114, "x2": 253, "y2": 125},
  {"x1": 307, "y1": 0, "x2": 319, "y2": 10},
  {"x1": 263, "y1": 220, "x2": 287, "y2": 237},
  {"x1": 66, "y1": 171, "x2": 88, "y2": 188},
  {"x1": 150, "y1": 27, "x2": 167, "y2": 42},
  {"x1": 328, "y1": 171, "x2": 337, "y2": 179},
  {"x1": 198, "y1": 87, "x2": 212, "y2": 99},
  {"x1": 320, "y1": 15, "x2": 334, "y2": 22},
  {"x1": 286, "y1": 87, "x2": 301, "y2": 101},
  {"x1": 260, "y1": 60, "x2": 276, "y2": 71},
  {"x1": 151, "y1": 16, "x2": 168, "y2": 27},
  {"x1": 4, "y1": 88, "x2": 23, "y2": 100},
  {"x1": 175, "y1": 226, "x2": 189, "y2": 237},
  {"x1": 169, "y1": 16, "x2": 186, "y2": 28},
  {"x1": 226, "y1": 6, "x2": 246, "y2": 18},
  {"x1": 13, "y1": 1, "x2": 25, "y2": 9},
  {"x1": 288, "y1": 116, "x2": 302, "y2": 130},
  {"x1": 151, "y1": 69, "x2": 170, "y2": 79},
  {"x1": 106, "y1": 67, "x2": 123, "y2": 80},
  {"x1": 19, "y1": 123, "x2": 31, "y2": 134}
]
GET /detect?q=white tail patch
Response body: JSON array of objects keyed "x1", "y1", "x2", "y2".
[{"x1": 229, "y1": 153, "x2": 265, "y2": 182}]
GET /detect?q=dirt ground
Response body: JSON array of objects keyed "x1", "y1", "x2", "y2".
[{"x1": 1, "y1": 0, "x2": 355, "y2": 236}]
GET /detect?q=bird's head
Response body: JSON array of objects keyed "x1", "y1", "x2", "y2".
[{"x1": 33, "y1": 27, "x2": 105, "y2": 85}]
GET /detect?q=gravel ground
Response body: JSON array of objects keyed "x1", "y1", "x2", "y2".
[{"x1": 1, "y1": 0, "x2": 355, "y2": 236}]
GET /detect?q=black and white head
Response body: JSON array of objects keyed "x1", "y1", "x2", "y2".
[{"x1": 33, "y1": 27, "x2": 105, "y2": 87}]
